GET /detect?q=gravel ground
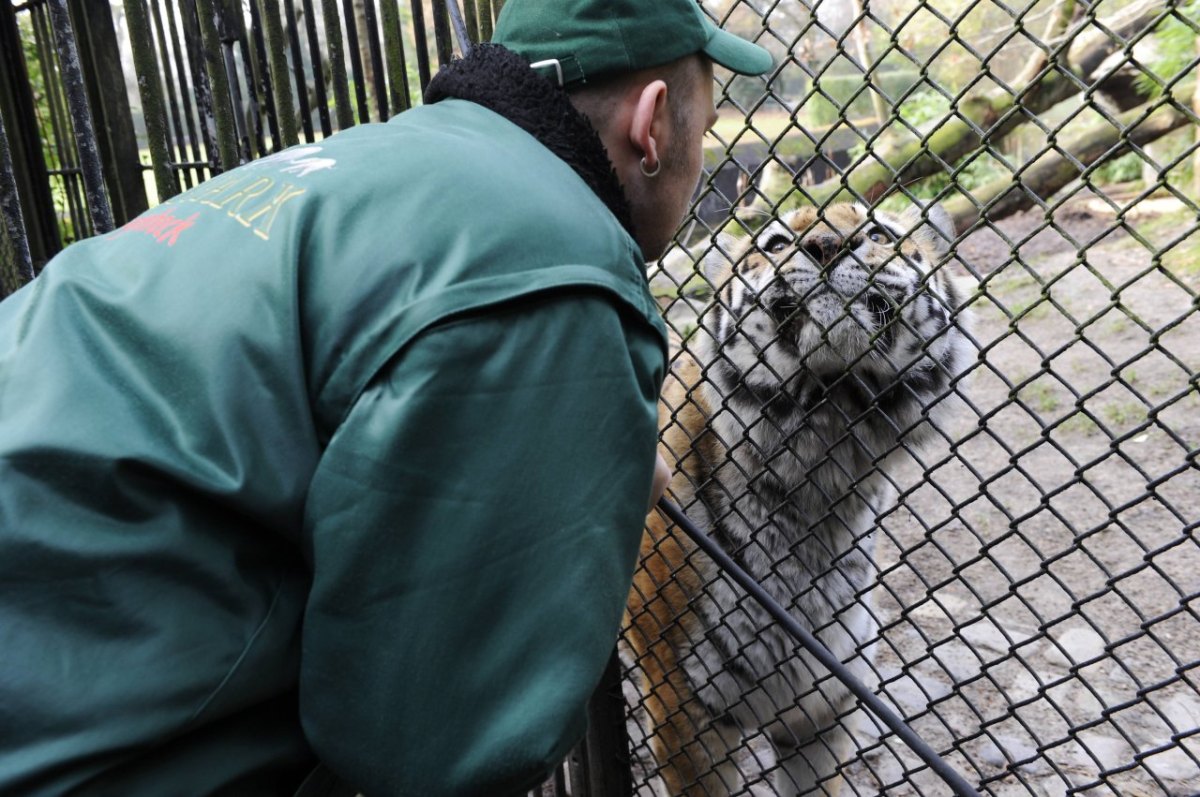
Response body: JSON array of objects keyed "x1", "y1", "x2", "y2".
[{"x1": 628, "y1": 194, "x2": 1200, "y2": 797}]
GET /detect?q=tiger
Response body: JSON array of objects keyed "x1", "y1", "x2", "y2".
[{"x1": 627, "y1": 201, "x2": 974, "y2": 796}]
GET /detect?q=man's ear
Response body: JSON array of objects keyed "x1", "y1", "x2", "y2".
[{"x1": 629, "y1": 79, "x2": 668, "y2": 170}]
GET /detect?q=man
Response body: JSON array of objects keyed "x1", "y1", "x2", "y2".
[{"x1": 0, "y1": 1, "x2": 770, "y2": 794}]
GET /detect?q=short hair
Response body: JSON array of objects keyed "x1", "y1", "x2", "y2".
[{"x1": 568, "y1": 55, "x2": 701, "y2": 168}]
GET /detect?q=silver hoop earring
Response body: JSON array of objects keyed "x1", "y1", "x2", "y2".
[{"x1": 640, "y1": 157, "x2": 661, "y2": 178}]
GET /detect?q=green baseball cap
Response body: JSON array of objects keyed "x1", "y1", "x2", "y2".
[{"x1": 491, "y1": 0, "x2": 773, "y2": 87}]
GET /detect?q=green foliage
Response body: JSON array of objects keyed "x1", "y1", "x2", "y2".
[
  {"x1": 18, "y1": 17, "x2": 49, "y2": 144},
  {"x1": 1134, "y1": 1, "x2": 1199, "y2": 98},
  {"x1": 896, "y1": 87, "x2": 951, "y2": 127},
  {"x1": 871, "y1": 150, "x2": 1008, "y2": 212},
  {"x1": 801, "y1": 68, "x2": 922, "y2": 128},
  {"x1": 842, "y1": 87, "x2": 950, "y2": 156},
  {"x1": 1091, "y1": 151, "x2": 1144, "y2": 185},
  {"x1": 16, "y1": 15, "x2": 76, "y2": 242},
  {"x1": 843, "y1": 87, "x2": 1007, "y2": 208}
]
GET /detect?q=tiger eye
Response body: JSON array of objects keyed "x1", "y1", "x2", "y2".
[{"x1": 763, "y1": 235, "x2": 790, "y2": 254}]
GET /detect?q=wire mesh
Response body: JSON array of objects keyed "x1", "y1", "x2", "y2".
[
  {"x1": 1, "y1": 1, "x2": 1198, "y2": 796},
  {"x1": 632, "y1": 1, "x2": 1200, "y2": 795}
]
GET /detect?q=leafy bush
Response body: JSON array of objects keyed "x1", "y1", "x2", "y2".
[
  {"x1": 896, "y1": 87, "x2": 951, "y2": 127},
  {"x1": 801, "y1": 67, "x2": 921, "y2": 128},
  {"x1": 1091, "y1": 152, "x2": 1145, "y2": 186},
  {"x1": 1133, "y1": 1, "x2": 1199, "y2": 98}
]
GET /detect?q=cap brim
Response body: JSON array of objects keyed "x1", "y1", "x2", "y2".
[{"x1": 702, "y1": 25, "x2": 773, "y2": 76}]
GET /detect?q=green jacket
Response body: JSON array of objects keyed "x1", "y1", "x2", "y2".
[{"x1": 0, "y1": 93, "x2": 666, "y2": 795}]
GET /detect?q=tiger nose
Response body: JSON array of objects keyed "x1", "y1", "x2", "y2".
[{"x1": 801, "y1": 235, "x2": 840, "y2": 268}]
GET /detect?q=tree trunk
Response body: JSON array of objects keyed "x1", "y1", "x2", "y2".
[
  {"x1": 1193, "y1": 31, "x2": 1200, "y2": 199},
  {"x1": 761, "y1": 0, "x2": 1167, "y2": 209},
  {"x1": 847, "y1": 0, "x2": 885, "y2": 126},
  {"x1": 943, "y1": 99, "x2": 1190, "y2": 229}
]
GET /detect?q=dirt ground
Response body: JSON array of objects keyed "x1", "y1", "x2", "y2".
[{"x1": 627, "y1": 192, "x2": 1200, "y2": 797}]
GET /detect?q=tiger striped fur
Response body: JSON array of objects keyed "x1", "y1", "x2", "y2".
[{"x1": 628, "y1": 202, "x2": 973, "y2": 796}]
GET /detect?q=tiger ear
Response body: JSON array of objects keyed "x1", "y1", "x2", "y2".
[
  {"x1": 703, "y1": 233, "x2": 737, "y2": 289},
  {"x1": 901, "y1": 201, "x2": 956, "y2": 254}
]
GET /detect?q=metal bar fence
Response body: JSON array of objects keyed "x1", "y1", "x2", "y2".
[
  {"x1": 0, "y1": 104, "x2": 33, "y2": 284},
  {"x1": 1, "y1": 2, "x2": 1198, "y2": 797},
  {"x1": 124, "y1": 0, "x2": 178, "y2": 200},
  {"x1": 45, "y1": 0, "x2": 113, "y2": 233},
  {"x1": 260, "y1": 0, "x2": 299, "y2": 148},
  {"x1": 247, "y1": 0, "x2": 281, "y2": 155},
  {"x1": 320, "y1": 0, "x2": 353, "y2": 129},
  {"x1": 28, "y1": 0, "x2": 89, "y2": 241},
  {"x1": 193, "y1": 0, "x2": 239, "y2": 169},
  {"x1": 147, "y1": 0, "x2": 193, "y2": 189}
]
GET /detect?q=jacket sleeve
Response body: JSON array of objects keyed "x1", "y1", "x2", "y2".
[{"x1": 298, "y1": 291, "x2": 665, "y2": 797}]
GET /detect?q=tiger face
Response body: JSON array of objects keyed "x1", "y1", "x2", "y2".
[
  {"x1": 702, "y1": 202, "x2": 970, "y2": 405},
  {"x1": 631, "y1": 202, "x2": 974, "y2": 797}
]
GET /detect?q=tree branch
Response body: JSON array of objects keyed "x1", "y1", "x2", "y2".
[
  {"x1": 1070, "y1": 0, "x2": 1170, "y2": 80},
  {"x1": 754, "y1": 0, "x2": 1168, "y2": 211},
  {"x1": 943, "y1": 98, "x2": 1191, "y2": 229},
  {"x1": 1011, "y1": 0, "x2": 1078, "y2": 90}
]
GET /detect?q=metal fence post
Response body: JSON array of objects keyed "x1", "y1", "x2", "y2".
[
  {"x1": 476, "y1": 0, "x2": 493, "y2": 42},
  {"x1": 121, "y1": 0, "x2": 178, "y2": 202},
  {"x1": 359, "y1": 0, "x2": 388, "y2": 120},
  {"x1": 580, "y1": 648, "x2": 634, "y2": 797},
  {"x1": 379, "y1": 0, "x2": 411, "y2": 114},
  {"x1": 245, "y1": 0, "x2": 280, "y2": 155},
  {"x1": 215, "y1": 0, "x2": 258, "y2": 161},
  {"x1": 0, "y1": 107, "x2": 33, "y2": 295},
  {"x1": 45, "y1": 0, "x2": 113, "y2": 234},
  {"x1": 408, "y1": 0, "x2": 432, "y2": 91},
  {"x1": 281, "y1": 0, "x2": 314, "y2": 141},
  {"x1": 339, "y1": 0, "x2": 370, "y2": 123},
  {"x1": 0, "y1": 0, "x2": 59, "y2": 267},
  {"x1": 194, "y1": 0, "x2": 241, "y2": 170},
  {"x1": 319, "y1": 0, "x2": 355, "y2": 130},
  {"x1": 259, "y1": 0, "x2": 298, "y2": 148},
  {"x1": 462, "y1": 0, "x2": 478, "y2": 45},
  {"x1": 431, "y1": 0, "x2": 453, "y2": 66},
  {"x1": 296, "y1": 0, "x2": 332, "y2": 138},
  {"x1": 67, "y1": 0, "x2": 146, "y2": 225}
]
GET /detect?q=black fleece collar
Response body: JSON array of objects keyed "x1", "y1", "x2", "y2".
[{"x1": 424, "y1": 44, "x2": 635, "y2": 239}]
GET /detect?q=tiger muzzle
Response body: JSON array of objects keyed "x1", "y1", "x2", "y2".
[{"x1": 800, "y1": 233, "x2": 843, "y2": 270}]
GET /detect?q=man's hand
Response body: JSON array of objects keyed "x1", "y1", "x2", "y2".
[{"x1": 648, "y1": 452, "x2": 670, "y2": 513}]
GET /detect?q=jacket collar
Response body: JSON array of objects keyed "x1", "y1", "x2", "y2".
[{"x1": 424, "y1": 44, "x2": 635, "y2": 239}]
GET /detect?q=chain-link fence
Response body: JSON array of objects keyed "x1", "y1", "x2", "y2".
[
  {"x1": 2, "y1": 1, "x2": 1199, "y2": 796},
  {"x1": 634, "y1": 1, "x2": 1200, "y2": 795}
]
